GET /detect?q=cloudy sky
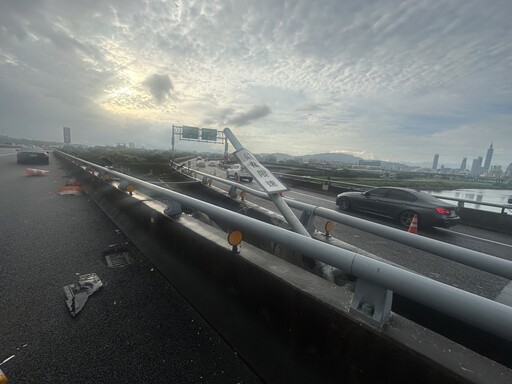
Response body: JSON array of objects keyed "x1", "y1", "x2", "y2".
[{"x1": 1, "y1": 0, "x2": 511, "y2": 166}]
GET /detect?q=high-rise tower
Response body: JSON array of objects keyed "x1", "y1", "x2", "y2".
[
  {"x1": 483, "y1": 143, "x2": 493, "y2": 171},
  {"x1": 460, "y1": 157, "x2": 467, "y2": 170},
  {"x1": 432, "y1": 154, "x2": 439, "y2": 170}
]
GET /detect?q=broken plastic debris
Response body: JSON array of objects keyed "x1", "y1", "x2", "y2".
[
  {"x1": 102, "y1": 243, "x2": 129, "y2": 256},
  {"x1": 25, "y1": 168, "x2": 49, "y2": 176},
  {"x1": 105, "y1": 252, "x2": 133, "y2": 268},
  {"x1": 58, "y1": 186, "x2": 82, "y2": 196},
  {"x1": 65, "y1": 178, "x2": 80, "y2": 186},
  {"x1": 63, "y1": 273, "x2": 103, "y2": 317},
  {"x1": 0, "y1": 355, "x2": 14, "y2": 366}
]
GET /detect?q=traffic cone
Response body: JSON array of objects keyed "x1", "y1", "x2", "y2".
[
  {"x1": 26, "y1": 168, "x2": 50, "y2": 176},
  {"x1": 407, "y1": 214, "x2": 418, "y2": 234},
  {"x1": 58, "y1": 186, "x2": 82, "y2": 196}
]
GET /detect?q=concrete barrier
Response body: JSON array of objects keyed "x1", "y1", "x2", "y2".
[
  {"x1": 56, "y1": 155, "x2": 512, "y2": 383},
  {"x1": 459, "y1": 207, "x2": 512, "y2": 235}
]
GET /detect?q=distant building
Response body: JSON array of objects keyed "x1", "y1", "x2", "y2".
[
  {"x1": 488, "y1": 165, "x2": 503, "y2": 178},
  {"x1": 460, "y1": 157, "x2": 467, "y2": 170},
  {"x1": 471, "y1": 156, "x2": 483, "y2": 175},
  {"x1": 63, "y1": 127, "x2": 71, "y2": 144},
  {"x1": 483, "y1": 143, "x2": 494, "y2": 171},
  {"x1": 505, "y1": 163, "x2": 512, "y2": 177},
  {"x1": 129, "y1": 142, "x2": 135, "y2": 149},
  {"x1": 358, "y1": 160, "x2": 382, "y2": 167},
  {"x1": 432, "y1": 154, "x2": 439, "y2": 170}
]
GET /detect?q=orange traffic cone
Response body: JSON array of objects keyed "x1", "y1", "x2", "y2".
[
  {"x1": 58, "y1": 186, "x2": 82, "y2": 196},
  {"x1": 407, "y1": 214, "x2": 418, "y2": 234},
  {"x1": 26, "y1": 168, "x2": 50, "y2": 176}
]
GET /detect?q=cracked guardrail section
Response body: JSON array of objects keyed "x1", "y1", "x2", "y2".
[{"x1": 54, "y1": 151, "x2": 512, "y2": 383}]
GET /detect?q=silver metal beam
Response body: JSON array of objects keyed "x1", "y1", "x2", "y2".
[
  {"x1": 223, "y1": 128, "x2": 311, "y2": 238},
  {"x1": 56, "y1": 151, "x2": 512, "y2": 341},
  {"x1": 171, "y1": 160, "x2": 512, "y2": 281}
]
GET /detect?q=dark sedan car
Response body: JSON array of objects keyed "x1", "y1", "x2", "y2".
[
  {"x1": 17, "y1": 146, "x2": 49, "y2": 165},
  {"x1": 336, "y1": 187, "x2": 459, "y2": 228}
]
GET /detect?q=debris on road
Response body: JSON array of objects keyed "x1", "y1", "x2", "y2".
[
  {"x1": 58, "y1": 186, "x2": 82, "y2": 196},
  {"x1": 0, "y1": 355, "x2": 15, "y2": 366},
  {"x1": 64, "y1": 178, "x2": 80, "y2": 186},
  {"x1": 102, "y1": 242, "x2": 129, "y2": 256},
  {"x1": 63, "y1": 273, "x2": 103, "y2": 317},
  {"x1": 25, "y1": 168, "x2": 49, "y2": 176},
  {"x1": 105, "y1": 252, "x2": 133, "y2": 268}
]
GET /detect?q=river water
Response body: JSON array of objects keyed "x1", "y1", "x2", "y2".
[{"x1": 423, "y1": 188, "x2": 512, "y2": 213}]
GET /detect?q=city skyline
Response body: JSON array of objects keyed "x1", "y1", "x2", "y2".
[{"x1": 0, "y1": 1, "x2": 511, "y2": 166}]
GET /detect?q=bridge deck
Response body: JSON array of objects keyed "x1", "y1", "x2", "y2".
[{"x1": 0, "y1": 149, "x2": 260, "y2": 383}]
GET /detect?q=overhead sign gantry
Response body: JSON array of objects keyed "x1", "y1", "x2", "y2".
[
  {"x1": 171, "y1": 124, "x2": 326, "y2": 276},
  {"x1": 171, "y1": 125, "x2": 228, "y2": 159}
]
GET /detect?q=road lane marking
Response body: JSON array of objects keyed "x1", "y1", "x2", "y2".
[
  {"x1": 0, "y1": 153, "x2": 16, "y2": 157},
  {"x1": 287, "y1": 190, "x2": 335, "y2": 204},
  {"x1": 437, "y1": 228, "x2": 512, "y2": 249}
]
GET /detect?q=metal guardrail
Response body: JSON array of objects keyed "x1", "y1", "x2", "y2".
[
  {"x1": 56, "y1": 151, "x2": 512, "y2": 341},
  {"x1": 431, "y1": 195, "x2": 512, "y2": 214},
  {"x1": 273, "y1": 173, "x2": 512, "y2": 213},
  {"x1": 169, "y1": 160, "x2": 512, "y2": 282},
  {"x1": 274, "y1": 172, "x2": 373, "y2": 190}
]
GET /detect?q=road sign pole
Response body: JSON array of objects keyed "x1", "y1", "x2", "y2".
[
  {"x1": 171, "y1": 125, "x2": 175, "y2": 159},
  {"x1": 223, "y1": 127, "x2": 310, "y2": 238}
]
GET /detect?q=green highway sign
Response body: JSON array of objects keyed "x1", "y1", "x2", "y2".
[{"x1": 201, "y1": 128, "x2": 217, "y2": 141}]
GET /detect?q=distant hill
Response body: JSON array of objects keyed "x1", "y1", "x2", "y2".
[
  {"x1": 301, "y1": 152, "x2": 362, "y2": 164},
  {"x1": 257, "y1": 151, "x2": 419, "y2": 169},
  {"x1": 0, "y1": 134, "x2": 62, "y2": 147}
]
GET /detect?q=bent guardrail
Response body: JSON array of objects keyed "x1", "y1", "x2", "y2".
[
  {"x1": 169, "y1": 160, "x2": 512, "y2": 281},
  {"x1": 55, "y1": 150, "x2": 512, "y2": 342}
]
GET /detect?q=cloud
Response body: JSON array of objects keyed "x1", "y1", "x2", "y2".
[
  {"x1": 0, "y1": 0, "x2": 511, "y2": 165},
  {"x1": 228, "y1": 104, "x2": 272, "y2": 126},
  {"x1": 143, "y1": 74, "x2": 174, "y2": 104}
]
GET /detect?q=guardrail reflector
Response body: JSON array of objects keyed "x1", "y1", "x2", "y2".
[{"x1": 228, "y1": 230, "x2": 243, "y2": 253}]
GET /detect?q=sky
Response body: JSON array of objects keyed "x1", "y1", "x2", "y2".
[{"x1": 0, "y1": 0, "x2": 511, "y2": 167}]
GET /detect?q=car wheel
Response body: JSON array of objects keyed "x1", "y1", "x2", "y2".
[
  {"x1": 398, "y1": 210, "x2": 418, "y2": 228},
  {"x1": 337, "y1": 197, "x2": 351, "y2": 211}
]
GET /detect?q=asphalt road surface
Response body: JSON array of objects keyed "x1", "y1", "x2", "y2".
[
  {"x1": 0, "y1": 148, "x2": 261, "y2": 384},
  {"x1": 178, "y1": 162, "x2": 512, "y2": 302}
]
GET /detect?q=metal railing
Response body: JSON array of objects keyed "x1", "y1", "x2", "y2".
[
  {"x1": 271, "y1": 173, "x2": 512, "y2": 213},
  {"x1": 169, "y1": 160, "x2": 512, "y2": 281},
  {"x1": 430, "y1": 195, "x2": 512, "y2": 214},
  {"x1": 56, "y1": 151, "x2": 512, "y2": 341}
]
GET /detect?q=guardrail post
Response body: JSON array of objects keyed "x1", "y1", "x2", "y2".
[
  {"x1": 299, "y1": 209, "x2": 316, "y2": 234},
  {"x1": 163, "y1": 199, "x2": 182, "y2": 217},
  {"x1": 228, "y1": 185, "x2": 238, "y2": 198},
  {"x1": 349, "y1": 279, "x2": 393, "y2": 327}
]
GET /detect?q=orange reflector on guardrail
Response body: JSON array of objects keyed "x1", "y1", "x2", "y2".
[
  {"x1": 228, "y1": 230, "x2": 243, "y2": 246},
  {"x1": 0, "y1": 368, "x2": 8, "y2": 383},
  {"x1": 325, "y1": 221, "x2": 333, "y2": 236}
]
